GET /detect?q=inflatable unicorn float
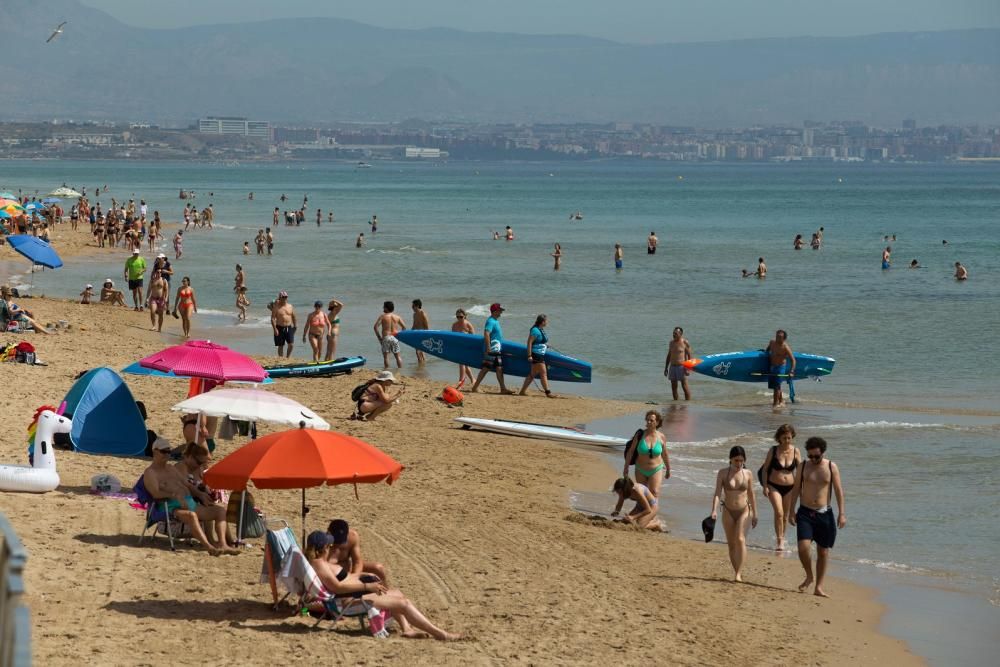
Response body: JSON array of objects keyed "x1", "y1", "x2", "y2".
[{"x1": 0, "y1": 406, "x2": 71, "y2": 493}]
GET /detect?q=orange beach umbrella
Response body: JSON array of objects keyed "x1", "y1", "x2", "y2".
[{"x1": 203, "y1": 425, "x2": 403, "y2": 541}]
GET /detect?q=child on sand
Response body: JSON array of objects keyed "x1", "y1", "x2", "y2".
[
  {"x1": 611, "y1": 477, "x2": 665, "y2": 532},
  {"x1": 236, "y1": 286, "x2": 250, "y2": 322},
  {"x1": 80, "y1": 284, "x2": 94, "y2": 304}
]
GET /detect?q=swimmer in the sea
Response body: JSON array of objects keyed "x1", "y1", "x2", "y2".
[{"x1": 954, "y1": 262, "x2": 968, "y2": 281}]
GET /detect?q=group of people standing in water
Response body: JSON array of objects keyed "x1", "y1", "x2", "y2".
[{"x1": 614, "y1": 419, "x2": 847, "y2": 597}]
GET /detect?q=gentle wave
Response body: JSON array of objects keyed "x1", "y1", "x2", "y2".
[
  {"x1": 855, "y1": 558, "x2": 932, "y2": 575},
  {"x1": 820, "y1": 420, "x2": 947, "y2": 431}
]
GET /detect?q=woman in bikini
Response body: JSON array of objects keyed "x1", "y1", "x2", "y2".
[
  {"x1": 622, "y1": 410, "x2": 670, "y2": 499},
  {"x1": 172, "y1": 276, "x2": 197, "y2": 338},
  {"x1": 611, "y1": 477, "x2": 665, "y2": 531},
  {"x1": 710, "y1": 445, "x2": 758, "y2": 582},
  {"x1": 323, "y1": 298, "x2": 344, "y2": 361},
  {"x1": 450, "y1": 309, "x2": 475, "y2": 386},
  {"x1": 761, "y1": 423, "x2": 801, "y2": 551},
  {"x1": 303, "y1": 300, "x2": 331, "y2": 362}
]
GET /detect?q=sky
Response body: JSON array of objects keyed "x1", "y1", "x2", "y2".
[{"x1": 80, "y1": 0, "x2": 1000, "y2": 44}]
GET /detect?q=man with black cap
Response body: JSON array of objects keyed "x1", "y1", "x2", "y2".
[
  {"x1": 326, "y1": 519, "x2": 389, "y2": 585},
  {"x1": 470, "y1": 302, "x2": 515, "y2": 394}
]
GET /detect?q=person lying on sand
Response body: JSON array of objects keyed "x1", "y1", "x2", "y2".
[
  {"x1": 305, "y1": 531, "x2": 461, "y2": 640},
  {"x1": 143, "y1": 439, "x2": 239, "y2": 555}
]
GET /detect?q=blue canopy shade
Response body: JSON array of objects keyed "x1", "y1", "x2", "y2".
[
  {"x1": 121, "y1": 361, "x2": 273, "y2": 384},
  {"x1": 0, "y1": 210, "x2": 10, "y2": 219},
  {"x1": 6, "y1": 235, "x2": 63, "y2": 269}
]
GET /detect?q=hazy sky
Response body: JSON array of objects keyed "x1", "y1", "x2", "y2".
[{"x1": 81, "y1": 0, "x2": 1000, "y2": 43}]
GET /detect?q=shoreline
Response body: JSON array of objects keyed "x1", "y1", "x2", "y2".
[{"x1": 0, "y1": 294, "x2": 920, "y2": 665}]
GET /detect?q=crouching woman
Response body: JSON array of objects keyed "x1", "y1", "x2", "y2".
[{"x1": 305, "y1": 531, "x2": 461, "y2": 641}]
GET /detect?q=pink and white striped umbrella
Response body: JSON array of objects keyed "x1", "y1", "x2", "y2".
[{"x1": 138, "y1": 340, "x2": 267, "y2": 383}]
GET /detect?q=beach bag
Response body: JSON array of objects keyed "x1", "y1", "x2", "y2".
[
  {"x1": 757, "y1": 446, "x2": 775, "y2": 486},
  {"x1": 351, "y1": 380, "x2": 374, "y2": 403},
  {"x1": 227, "y1": 490, "x2": 265, "y2": 538},
  {"x1": 623, "y1": 429, "x2": 644, "y2": 466}
]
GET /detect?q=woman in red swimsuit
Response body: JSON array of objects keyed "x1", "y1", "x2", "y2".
[{"x1": 172, "y1": 276, "x2": 197, "y2": 339}]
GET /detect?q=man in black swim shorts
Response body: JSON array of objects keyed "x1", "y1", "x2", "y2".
[
  {"x1": 270, "y1": 290, "x2": 297, "y2": 357},
  {"x1": 789, "y1": 437, "x2": 846, "y2": 598}
]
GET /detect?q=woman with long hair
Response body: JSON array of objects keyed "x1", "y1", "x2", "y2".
[
  {"x1": 519, "y1": 314, "x2": 555, "y2": 398},
  {"x1": 172, "y1": 276, "x2": 197, "y2": 338},
  {"x1": 710, "y1": 446, "x2": 758, "y2": 582}
]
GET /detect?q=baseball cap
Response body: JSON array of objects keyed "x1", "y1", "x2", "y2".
[
  {"x1": 132, "y1": 249, "x2": 140, "y2": 254},
  {"x1": 85, "y1": 284, "x2": 92, "y2": 289},
  {"x1": 157, "y1": 253, "x2": 166, "y2": 259},
  {"x1": 327, "y1": 519, "x2": 349, "y2": 545},
  {"x1": 489, "y1": 303, "x2": 505, "y2": 312},
  {"x1": 151, "y1": 437, "x2": 172, "y2": 452},
  {"x1": 306, "y1": 530, "x2": 332, "y2": 551},
  {"x1": 278, "y1": 290, "x2": 288, "y2": 298},
  {"x1": 314, "y1": 300, "x2": 323, "y2": 308}
]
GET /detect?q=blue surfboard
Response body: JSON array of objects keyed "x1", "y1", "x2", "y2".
[
  {"x1": 687, "y1": 350, "x2": 835, "y2": 383},
  {"x1": 396, "y1": 330, "x2": 592, "y2": 383}
]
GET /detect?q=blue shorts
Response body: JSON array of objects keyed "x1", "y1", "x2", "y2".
[
  {"x1": 882, "y1": 260, "x2": 891, "y2": 270},
  {"x1": 768, "y1": 363, "x2": 787, "y2": 390},
  {"x1": 615, "y1": 259, "x2": 623, "y2": 269},
  {"x1": 796, "y1": 505, "x2": 837, "y2": 549}
]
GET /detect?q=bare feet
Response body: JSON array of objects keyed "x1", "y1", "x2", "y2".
[
  {"x1": 436, "y1": 631, "x2": 463, "y2": 641},
  {"x1": 776, "y1": 539, "x2": 786, "y2": 552},
  {"x1": 401, "y1": 629, "x2": 429, "y2": 639},
  {"x1": 734, "y1": 573, "x2": 743, "y2": 583},
  {"x1": 518, "y1": 391, "x2": 527, "y2": 396},
  {"x1": 206, "y1": 546, "x2": 221, "y2": 556},
  {"x1": 223, "y1": 547, "x2": 241, "y2": 555},
  {"x1": 500, "y1": 389, "x2": 516, "y2": 395},
  {"x1": 814, "y1": 587, "x2": 829, "y2": 598},
  {"x1": 798, "y1": 577, "x2": 813, "y2": 593}
]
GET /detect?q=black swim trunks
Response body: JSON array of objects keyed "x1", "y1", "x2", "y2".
[
  {"x1": 796, "y1": 505, "x2": 837, "y2": 549},
  {"x1": 273, "y1": 325, "x2": 295, "y2": 346},
  {"x1": 482, "y1": 353, "x2": 503, "y2": 370},
  {"x1": 128, "y1": 278, "x2": 143, "y2": 290},
  {"x1": 647, "y1": 247, "x2": 656, "y2": 254}
]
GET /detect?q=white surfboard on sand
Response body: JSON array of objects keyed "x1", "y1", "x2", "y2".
[{"x1": 455, "y1": 417, "x2": 626, "y2": 448}]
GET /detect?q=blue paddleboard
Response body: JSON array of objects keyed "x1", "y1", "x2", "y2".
[
  {"x1": 687, "y1": 350, "x2": 835, "y2": 383},
  {"x1": 396, "y1": 330, "x2": 592, "y2": 383}
]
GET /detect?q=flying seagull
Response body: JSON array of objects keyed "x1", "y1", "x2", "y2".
[{"x1": 46, "y1": 21, "x2": 66, "y2": 43}]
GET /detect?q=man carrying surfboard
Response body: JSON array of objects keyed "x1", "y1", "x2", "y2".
[
  {"x1": 765, "y1": 330, "x2": 795, "y2": 409},
  {"x1": 470, "y1": 303, "x2": 515, "y2": 395}
]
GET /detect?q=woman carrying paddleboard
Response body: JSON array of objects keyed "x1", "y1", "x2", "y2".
[
  {"x1": 622, "y1": 410, "x2": 670, "y2": 499},
  {"x1": 519, "y1": 314, "x2": 555, "y2": 398}
]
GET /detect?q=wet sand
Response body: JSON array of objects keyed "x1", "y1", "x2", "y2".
[{"x1": 0, "y1": 294, "x2": 921, "y2": 665}]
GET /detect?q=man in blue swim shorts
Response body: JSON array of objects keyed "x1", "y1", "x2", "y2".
[
  {"x1": 789, "y1": 437, "x2": 847, "y2": 597},
  {"x1": 765, "y1": 329, "x2": 795, "y2": 409},
  {"x1": 614, "y1": 243, "x2": 623, "y2": 270},
  {"x1": 142, "y1": 439, "x2": 240, "y2": 555}
]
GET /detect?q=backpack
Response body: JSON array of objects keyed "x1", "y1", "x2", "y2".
[
  {"x1": 351, "y1": 380, "x2": 374, "y2": 403},
  {"x1": 623, "y1": 429, "x2": 645, "y2": 466}
]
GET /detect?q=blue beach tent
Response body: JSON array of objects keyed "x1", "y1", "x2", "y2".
[{"x1": 62, "y1": 367, "x2": 147, "y2": 456}]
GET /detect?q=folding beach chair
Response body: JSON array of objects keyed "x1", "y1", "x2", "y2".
[
  {"x1": 260, "y1": 524, "x2": 380, "y2": 634},
  {"x1": 133, "y1": 475, "x2": 190, "y2": 550}
]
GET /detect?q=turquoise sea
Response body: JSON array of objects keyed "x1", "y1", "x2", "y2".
[{"x1": 3, "y1": 159, "x2": 999, "y2": 663}]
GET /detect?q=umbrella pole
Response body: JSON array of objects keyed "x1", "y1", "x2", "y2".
[
  {"x1": 301, "y1": 489, "x2": 308, "y2": 546},
  {"x1": 237, "y1": 489, "x2": 246, "y2": 545}
]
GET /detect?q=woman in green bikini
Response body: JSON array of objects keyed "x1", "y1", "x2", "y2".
[
  {"x1": 622, "y1": 410, "x2": 671, "y2": 499},
  {"x1": 324, "y1": 298, "x2": 344, "y2": 361}
]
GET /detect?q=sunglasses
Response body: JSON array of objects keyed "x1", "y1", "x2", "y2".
[{"x1": 807, "y1": 454, "x2": 822, "y2": 461}]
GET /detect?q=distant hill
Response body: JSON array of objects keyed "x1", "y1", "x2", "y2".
[{"x1": 2, "y1": 0, "x2": 998, "y2": 126}]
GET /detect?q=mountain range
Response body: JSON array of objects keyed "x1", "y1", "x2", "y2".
[{"x1": 2, "y1": 0, "x2": 998, "y2": 126}]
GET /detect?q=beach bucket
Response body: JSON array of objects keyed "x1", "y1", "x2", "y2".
[{"x1": 440, "y1": 386, "x2": 464, "y2": 406}]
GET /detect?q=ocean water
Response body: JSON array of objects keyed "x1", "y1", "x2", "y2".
[{"x1": 3, "y1": 159, "x2": 999, "y2": 638}]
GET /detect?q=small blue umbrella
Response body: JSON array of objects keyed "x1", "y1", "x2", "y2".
[
  {"x1": 42, "y1": 197, "x2": 61, "y2": 205},
  {"x1": 24, "y1": 202, "x2": 46, "y2": 212},
  {"x1": 6, "y1": 235, "x2": 63, "y2": 269}
]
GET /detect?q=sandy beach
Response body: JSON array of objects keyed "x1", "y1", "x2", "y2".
[{"x1": 0, "y1": 282, "x2": 921, "y2": 665}]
